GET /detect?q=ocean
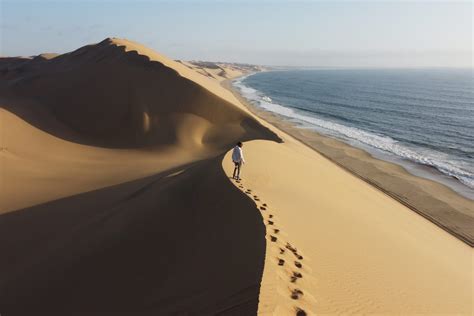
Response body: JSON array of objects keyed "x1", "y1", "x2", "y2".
[{"x1": 233, "y1": 69, "x2": 474, "y2": 199}]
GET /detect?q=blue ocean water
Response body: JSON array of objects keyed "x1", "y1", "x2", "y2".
[{"x1": 233, "y1": 69, "x2": 474, "y2": 198}]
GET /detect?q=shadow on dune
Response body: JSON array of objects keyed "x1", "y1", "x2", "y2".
[
  {"x1": 0, "y1": 38, "x2": 281, "y2": 149},
  {"x1": 0, "y1": 154, "x2": 266, "y2": 315}
]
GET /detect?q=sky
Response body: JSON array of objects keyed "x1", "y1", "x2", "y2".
[{"x1": 0, "y1": 0, "x2": 472, "y2": 68}]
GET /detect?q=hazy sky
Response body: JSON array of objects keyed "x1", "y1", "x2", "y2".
[{"x1": 0, "y1": 0, "x2": 472, "y2": 67}]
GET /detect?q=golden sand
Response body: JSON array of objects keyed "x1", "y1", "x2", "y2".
[{"x1": 0, "y1": 38, "x2": 472, "y2": 314}]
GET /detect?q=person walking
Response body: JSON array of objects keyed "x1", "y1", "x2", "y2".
[{"x1": 232, "y1": 142, "x2": 245, "y2": 180}]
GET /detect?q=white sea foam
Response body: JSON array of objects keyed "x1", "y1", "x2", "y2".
[{"x1": 233, "y1": 76, "x2": 474, "y2": 190}]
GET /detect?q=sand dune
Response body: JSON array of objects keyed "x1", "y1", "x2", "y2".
[
  {"x1": 1, "y1": 37, "x2": 472, "y2": 315},
  {"x1": 177, "y1": 60, "x2": 264, "y2": 82},
  {"x1": 0, "y1": 38, "x2": 278, "y2": 212},
  {"x1": 0, "y1": 38, "x2": 270, "y2": 149}
]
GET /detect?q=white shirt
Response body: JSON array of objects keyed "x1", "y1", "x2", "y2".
[{"x1": 232, "y1": 146, "x2": 245, "y2": 163}]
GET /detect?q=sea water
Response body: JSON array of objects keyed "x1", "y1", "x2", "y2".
[{"x1": 233, "y1": 69, "x2": 474, "y2": 199}]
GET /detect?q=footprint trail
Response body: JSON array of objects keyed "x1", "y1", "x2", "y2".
[{"x1": 230, "y1": 177, "x2": 317, "y2": 315}]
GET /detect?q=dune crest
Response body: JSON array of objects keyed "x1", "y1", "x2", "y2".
[{"x1": 0, "y1": 38, "x2": 276, "y2": 149}]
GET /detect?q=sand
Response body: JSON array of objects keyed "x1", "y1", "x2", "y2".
[{"x1": 1, "y1": 38, "x2": 472, "y2": 315}]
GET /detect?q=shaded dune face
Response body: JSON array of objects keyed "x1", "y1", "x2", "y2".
[
  {"x1": 0, "y1": 38, "x2": 279, "y2": 149},
  {"x1": 0, "y1": 156, "x2": 266, "y2": 315}
]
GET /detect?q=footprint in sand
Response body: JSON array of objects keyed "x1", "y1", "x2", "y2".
[
  {"x1": 290, "y1": 288, "x2": 304, "y2": 300},
  {"x1": 287, "y1": 247, "x2": 304, "y2": 259},
  {"x1": 287, "y1": 245, "x2": 305, "y2": 260},
  {"x1": 286, "y1": 243, "x2": 297, "y2": 253},
  {"x1": 293, "y1": 271, "x2": 303, "y2": 278},
  {"x1": 236, "y1": 186, "x2": 313, "y2": 312},
  {"x1": 291, "y1": 271, "x2": 303, "y2": 283}
]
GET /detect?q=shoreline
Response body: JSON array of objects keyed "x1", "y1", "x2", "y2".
[
  {"x1": 234, "y1": 71, "x2": 474, "y2": 199},
  {"x1": 222, "y1": 77, "x2": 474, "y2": 246}
]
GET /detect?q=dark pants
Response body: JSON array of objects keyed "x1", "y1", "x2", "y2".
[{"x1": 233, "y1": 161, "x2": 242, "y2": 179}]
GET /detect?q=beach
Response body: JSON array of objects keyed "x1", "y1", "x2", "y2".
[
  {"x1": 1, "y1": 38, "x2": 472, "y2": 315},
  {"x1": 220, "y1": 76, "x2": 473, "y2": 314},
  {"x1": 224, "y1": 78, "x2": 474, "y2": 246}
]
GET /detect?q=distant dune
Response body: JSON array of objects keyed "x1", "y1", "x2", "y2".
[{"x1": 178, "y1": 60, "x2": 266, "y2": 82}]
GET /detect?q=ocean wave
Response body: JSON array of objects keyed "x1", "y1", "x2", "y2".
[
  {"x1": 262, "y1": 96, "x2": 272, "y2": 103},
  {"x1": 233, "y1": 76, "x2": 474, "y2": 189}
]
